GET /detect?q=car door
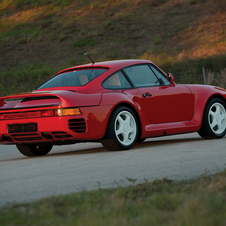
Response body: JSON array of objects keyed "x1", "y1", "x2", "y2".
[{"x1": 123, "y1": 64, "x2": 193, "y2": 124}]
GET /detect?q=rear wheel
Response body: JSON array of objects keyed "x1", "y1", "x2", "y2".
[
  {"x1": 101, "y1": 106, "x2": 138, "y2": 151},
  {"x1": 16, "y1": 144, "x2": 53, "y2": 157},
  {"x1": 198, "y1": 98, "x2": 226, "y2": 139}
]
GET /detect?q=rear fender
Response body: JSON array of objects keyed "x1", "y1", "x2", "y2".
[{"x1": 100, "y1": 91, "x2": 149, "y2": 138}]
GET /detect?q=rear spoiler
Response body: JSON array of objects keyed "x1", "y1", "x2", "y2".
[
  {"x1": 0, "y1": 92, "x2": 60, "y2": 108},
  {"x1": 0, "y1": 90, "x2": 101, "y2": 110}
]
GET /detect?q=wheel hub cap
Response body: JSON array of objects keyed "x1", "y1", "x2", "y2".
[
  {"x1": 217, "y1": 114, "x2": 221, "y2": 122},
  {"x1": 123, "y1": 123, "x2": 129, "y2": 132},
  {"x1": 115, "y1": 111, "x2": 137, "y2": 146},
  {"x1": 209, "y1": 102, "x2": 226, "y2": 134}
]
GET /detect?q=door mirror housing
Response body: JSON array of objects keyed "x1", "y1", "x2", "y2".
[{"x1": 167, "y1": 73, "x2": 175, "y2": 86}]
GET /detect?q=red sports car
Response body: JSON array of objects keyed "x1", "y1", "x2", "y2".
[{"x1": 0, "y1": 59, "x2": 226, "y2": 157}]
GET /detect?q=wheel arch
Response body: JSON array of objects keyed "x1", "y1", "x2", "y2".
[
  {"x1": 196, "y1": 93, "x2": 226, "y2": 129},
  {"x1": 106, "y1": 102, "x2": 143, "y2": 140},
  {"x1": 198, "y1": 94, "x2": 226, "y2": 139},
  {"x1": 203, "y1": 94, "x2": 226, "y2": 114},
  {"x1": 209, "y1": 94, "x2": 226, "y2": 104}
]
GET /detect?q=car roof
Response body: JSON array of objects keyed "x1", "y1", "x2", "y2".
[
  {"x1": 80, "y1": 59, "x2": 152, "y2": 67},
  {"x1": 57, "y1": 59, "x2": 153, "y2": 74}
]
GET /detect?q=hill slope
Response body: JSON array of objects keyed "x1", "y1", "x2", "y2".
[
  {"x1": 0, "y1": 0, "x2": 226, "y2": 94},
  {"x1": 1, "y1": 0, "x2": 225, "y2": 66}
]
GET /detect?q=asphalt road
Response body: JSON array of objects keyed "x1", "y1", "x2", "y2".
[{"x1": 1, "y1": 132, "x2": 226, "y2": 208}]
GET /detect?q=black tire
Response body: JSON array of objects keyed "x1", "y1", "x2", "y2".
[
  {"x1": 198, "y1": 98, "x2": 226, "y2": 139},
  {"x1": 101, "y1": 106, "x2": 138, "y2": 151},
  {"x1": 137, "y1": 138, "x2": 146, "y2": 143},
  {"x1": 16, "y1": 144, "x2": 53, "y2": 157}
]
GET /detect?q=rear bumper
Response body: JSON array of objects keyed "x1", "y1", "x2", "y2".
[
  {"x1": 0, "y1": 105, "x2": 111, "y2": 145},
  {"x1": 0, "y1": 116, "x2": 86, "y2": 144}
]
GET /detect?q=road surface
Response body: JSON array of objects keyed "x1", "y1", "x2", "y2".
[{"x1": 0, "y1": 133, "x2": 226, "y2": 208}]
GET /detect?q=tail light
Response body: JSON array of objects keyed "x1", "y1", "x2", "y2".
[
  {"x1": 42, "y1": 108, "x2": 82, "y2": 117},
  {"x1": 0, "y1": 108, "x2": 81, "y2": 120},
  {"x1": 56, "y1": 108, "x2": 81, "y2": 116}
]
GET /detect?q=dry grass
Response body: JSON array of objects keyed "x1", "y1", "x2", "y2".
[
  {"x1": 0, "y1": 0, "x2": 226, "y2": 69},
  {"x1": 1, "y1": 170, "x2": 226, "y2": 225},
  {"x1": 206, "y1": 68, "x2": 226, "y2": 87}
]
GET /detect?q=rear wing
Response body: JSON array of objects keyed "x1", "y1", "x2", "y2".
[{"x1": 0, "y1": 90, "x2": 101, "y2": 111}]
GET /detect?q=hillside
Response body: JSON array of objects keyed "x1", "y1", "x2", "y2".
[{"x1": 0, "y1": 0, "x2": 226, "y2": 93}]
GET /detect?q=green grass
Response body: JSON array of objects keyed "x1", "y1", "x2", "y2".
[
  {"x1": 1, "y1": 53, "x2": 226, "y2": 96},
  {"x1": 0, "y1": 65, "x2": 62, "y2": 96},
  {"x1": 143, "y1": 52, "x2": 226, "y2": 85},
  {"x1": 0, "y1": 0, "x2": 225, "y2": 90},
  {"x1": 0, "y1": 0, "x2": 72, "y2": 10},
  {"x1": 73, "y1": 37, "x2": 97, "y2": 47},
  {"x1": 0, "y1": 20, "x2": 59, "y2": 46},
  {"x1": 0, "y1": 24, "x2": 38, "y2": 41},
  {"x1": 153, "y1": 36, "x2": 162, "y2": 45},
  {"x1": 1, "y1": 170, "x2": 226, "y2": 225}
]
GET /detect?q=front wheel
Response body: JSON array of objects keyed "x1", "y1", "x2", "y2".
[
  {"x1": 101, "y1": 106, "x2": 138, "y2": 151},
  {"x1": 198, "y1": 98, "x2": 226, "y2": 139},
  {"x1": 16, "y1": 144, "x2": 53, "y2": 157}
]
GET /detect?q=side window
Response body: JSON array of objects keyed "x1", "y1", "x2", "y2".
[
  {"x1": 150, "y1": 65, "x2": 170, "y2": 86},
  {"x1": 123, "y1": 64, "x2": 160, "y2": 87},
  {"x1": 102, "y1": 71, "x2": 131, "y2": 89}
]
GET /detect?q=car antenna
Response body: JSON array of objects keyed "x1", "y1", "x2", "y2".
[{"x1": 79, "y1": 46, "x2": 95, "y2": 65}]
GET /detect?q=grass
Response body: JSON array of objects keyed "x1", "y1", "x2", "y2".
[
  {"x1": 0, "y1": 53, "x2": 226, "y2": 96},
  {"x1": 189, "y1": 0, "x2": 197, "y2": 5},
  {"x1": 143, "y1": 51, "x2": 226, "y2": 85},
  {"x1": 73, "y1": 37, "x2": 97, "y2": 47},
  {"x1": 0, "y1": 64, "x2": 62, "y2": 96},
  {"x1": 1, "y1": 0, "x2": 226, "y2": 70},
  {"x1": 0, "y1": 0, "x2": 72, "y2": 10},
  {"x1": 153, "y1": 36, "x2": 162, "y2": 45},
  {"x1": 1, "y1": 170, "x2": 226, "y2": 225}
]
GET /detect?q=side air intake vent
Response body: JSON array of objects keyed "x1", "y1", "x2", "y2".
[{"x1": 68, "y1": 119, "x2": 86, "y2": 133}]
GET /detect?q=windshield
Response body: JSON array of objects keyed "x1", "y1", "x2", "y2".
[{"x1": 37, "y1": 68, "x2": 108, "y2": 89}]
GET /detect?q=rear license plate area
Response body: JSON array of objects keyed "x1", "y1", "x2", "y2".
[{"x1": 8, "y1": 123, "x2": 38, "y2": 133}]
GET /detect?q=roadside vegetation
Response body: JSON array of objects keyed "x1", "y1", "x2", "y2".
[
  {"x1": 1, "y1": 53, "x2": 226, "y2": 96},
  {"x1": 1, "y1": 169, "x2": 226, "y2": 225}
]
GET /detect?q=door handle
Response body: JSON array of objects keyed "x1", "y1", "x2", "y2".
[{"x1": 143, "y1": 93, "x2": 152, "y2": 97}]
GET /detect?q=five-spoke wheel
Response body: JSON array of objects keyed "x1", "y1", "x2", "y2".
[
  {"x1": 208, "y1": 102, "x2": 226, "y2": 135},
  {"x1": 198, "y1": 98, "x2": 226, "y2": 139},
  {"x1": 101, "y1": 106, "x2": 138, "y2": 151},
  {"x1": 114, "y1": 110, "x2": 137, "y2": 146}
]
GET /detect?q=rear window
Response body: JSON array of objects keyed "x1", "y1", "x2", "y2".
[{"x1": 37, "y1": 68, "x2": 108, "y2": 89}]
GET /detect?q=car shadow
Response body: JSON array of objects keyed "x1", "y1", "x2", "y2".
[
  {"x1": 48, "y1": 145, "x2": 107, "y2": 157},
  {"x1": 3, "y1": 135, "x2": 224, "y2": 161},
  {"x1": 47, "y1": 135, "x2": 206, "y2": 157},
  {"x1": 133, "y1": 136, "x2": 204, "y2": 149}
]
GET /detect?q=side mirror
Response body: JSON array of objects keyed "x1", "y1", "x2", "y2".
[{"x1": 167, "y1": 73, "x2": 175, "y2": 86}]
